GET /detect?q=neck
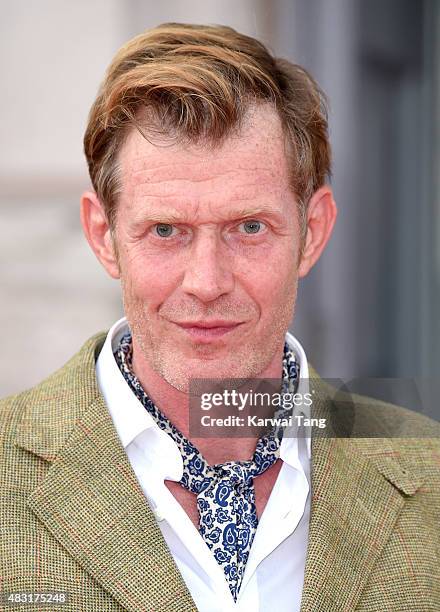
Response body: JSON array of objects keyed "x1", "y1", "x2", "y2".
[{"x1": 131, "y1": 338, "x2": 285, "y2": 465}]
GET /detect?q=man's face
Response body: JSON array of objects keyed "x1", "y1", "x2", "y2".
[{"x1": 112, "y1": 104, "x2": 303, "y2": 391}]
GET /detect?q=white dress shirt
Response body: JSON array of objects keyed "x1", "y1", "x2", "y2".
[{"x1": 96, "y1": 317, "x2": 311, "y2": 612}]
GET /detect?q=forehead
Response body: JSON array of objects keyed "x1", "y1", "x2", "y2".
[{"x1": 117, "y1": 104, "x2": 293, "y2": 208}]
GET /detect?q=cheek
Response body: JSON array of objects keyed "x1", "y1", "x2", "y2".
[
  {"x1": 258, "y1": 272, "x2": 298, "y2": 315},
  {"x1": 236, "y1": 244, "x2": 298, "y2": 311},
  {"x1": 119, "y1": 245, "x2": 184, "y2": 308}
]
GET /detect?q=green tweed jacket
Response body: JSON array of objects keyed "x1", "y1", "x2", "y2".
[{"x1": 1, "y1": 332, "x2": 439, "y2": 611}]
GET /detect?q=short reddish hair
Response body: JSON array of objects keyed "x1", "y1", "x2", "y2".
[{"x1": 84, "y1": 22, "x2": 331, "y2": 238}]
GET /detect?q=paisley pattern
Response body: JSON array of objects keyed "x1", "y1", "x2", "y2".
[{"x1": 114, "y1": 332, "x2": 299, "y2": 601}]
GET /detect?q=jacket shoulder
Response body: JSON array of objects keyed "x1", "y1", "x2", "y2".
[
  {"x1": 0, "y1": 331, "x2": 107, "y2": 436},
  {"x1": 350, "y1": 391, "x2": 440, "y2": 436},
  {"x1": 348, "y1": 392, "x2": 440, "y2": 463},
  {"x1": 309, "y1": 367, "x2": 440, "y2": 458}
]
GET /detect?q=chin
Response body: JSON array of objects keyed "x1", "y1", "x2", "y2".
[{"x1": 156, "y1": 348, "x2": 268, "y2": 392}]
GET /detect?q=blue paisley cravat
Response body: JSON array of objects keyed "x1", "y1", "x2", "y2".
[{"x1": 114, "y1": 332, "x2": 299, "y2": 601}]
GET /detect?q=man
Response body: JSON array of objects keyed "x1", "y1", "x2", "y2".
[{"x1": 1, "y1": 23, "x2": 439, "y2": 612}]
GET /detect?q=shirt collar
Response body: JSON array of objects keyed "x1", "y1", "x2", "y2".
[
  {"x1": 96, "y1": 317, "x2": 158, "y2": 449},
  {"x1": 283, "y1": 331, "x2": 312, "y2": 460},
  {"x1": 96, "y1": 317, "x2": 312, "y2": 461}
]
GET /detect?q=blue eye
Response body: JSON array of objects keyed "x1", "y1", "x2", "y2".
[
  {"x1": 241, "y1": 220, "x2": 264, "y2": 234},
  {"x1": 155, "y1": 223, "x2": 174, "y2": 237}
]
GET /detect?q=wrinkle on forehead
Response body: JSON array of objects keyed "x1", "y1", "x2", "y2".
[
  {"x1": 117, "y1": 104, "x2": 295, "y2": 216},
  {"x1": 124, "y1": 145, "x2": 284, "y2": 181},
  {"x1": 129, "y1": 175, "x2": 288, "y2": 210}
]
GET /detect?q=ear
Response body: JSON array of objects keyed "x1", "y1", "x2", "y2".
[
  {"x1": 298, "y1": 185, "x2": 337, "y2": 278},
  {"x1": 80, "y1": 191, "x2": 120, "y2": 279}
]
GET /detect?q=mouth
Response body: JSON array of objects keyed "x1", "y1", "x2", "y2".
[{"x1": 171, "y1": 320, "x2": 245, "y2": 342}]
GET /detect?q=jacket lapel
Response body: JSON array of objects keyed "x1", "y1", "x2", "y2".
[
  {"x1": 16, "y1": 333, "x2": 197, "y2": 612},
  {"x1": 299, "y1": 373, "x2": 424, "y2": 611}
]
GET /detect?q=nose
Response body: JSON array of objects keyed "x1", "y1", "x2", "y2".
[{"x1": 181, "y1": 230, "x2": 234, "y2": 302}]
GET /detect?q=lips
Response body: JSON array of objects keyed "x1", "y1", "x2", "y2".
[
  {"x1": 175, "y1": 320, "x2": 242, "y2": 329},
  {"x1": 171, "y1": 320, "x2": 244, "y2": 342}
]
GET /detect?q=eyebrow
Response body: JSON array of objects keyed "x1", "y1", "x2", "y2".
[{"x1": 132, "y1": 204, "x2": 286, "y2": 225}]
